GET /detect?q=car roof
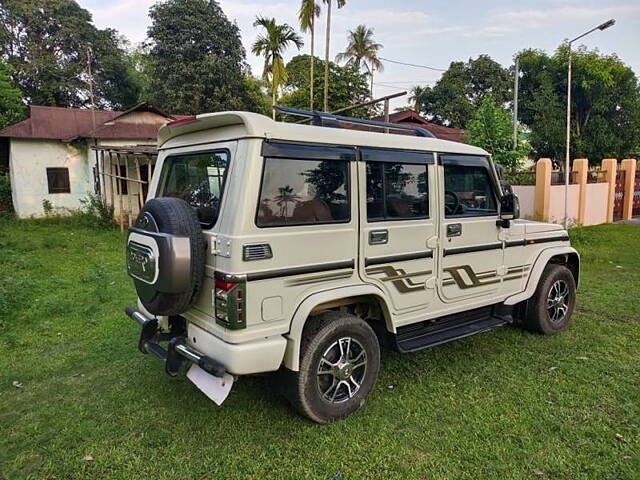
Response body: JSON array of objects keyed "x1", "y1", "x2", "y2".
[{"x1": 158, "y1": 111, "x2": 489, "y2": 157}]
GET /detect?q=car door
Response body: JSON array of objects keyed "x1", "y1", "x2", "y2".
[
  {"x1": 358, "y1": 148, "x2": 438, "y2": 320},
  {"x1": 438, "y1": 154, "x2": 504, "y2": 304}
]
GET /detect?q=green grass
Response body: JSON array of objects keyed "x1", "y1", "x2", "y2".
[{"x1": 1, "y1": 217, "x2": 638, "y2": 479}]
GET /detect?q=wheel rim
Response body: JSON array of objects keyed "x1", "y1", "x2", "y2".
[
  {"x1": 316, "y1": 337, "x2": 367, "y2": 404},
  {"x1": 547, "y1": 279, "x2": 570, "y2": 323}
]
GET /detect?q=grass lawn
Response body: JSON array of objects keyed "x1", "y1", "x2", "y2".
[{"x1": 1, "y1": 216, "x2": 638, "y2": 479}]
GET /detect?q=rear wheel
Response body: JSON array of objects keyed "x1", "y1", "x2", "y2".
[
  {"x1": 523, "y1": 264, "x2": 576, "y2": 335},
  {"x1": 284, "y1": 311, "x2": 380, "y2": 423}
]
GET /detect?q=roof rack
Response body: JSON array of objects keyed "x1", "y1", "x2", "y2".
[{"x1": 273, "y1": 105, "x2": 435, "y2": 138}]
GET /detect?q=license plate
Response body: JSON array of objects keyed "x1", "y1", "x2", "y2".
[{"x1": 187, "y1": 364, "x2": 234, "y2": 405}]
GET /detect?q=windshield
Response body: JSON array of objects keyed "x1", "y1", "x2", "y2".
[{"x1": 158, "y1": 150, "x2": 229, "y2": 227}]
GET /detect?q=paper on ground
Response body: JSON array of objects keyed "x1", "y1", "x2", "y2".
[{"x1": 187, "y1": 363, "x2": 234, "y2": 405}]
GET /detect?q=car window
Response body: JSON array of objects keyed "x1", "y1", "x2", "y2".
[
  {"x1": 257, "y1": 158, "x2": 350, "y2": 227},
  {"x1": 366, "y1": 162, "x2": 428, "y2": 221},
  {"x1": 443, "y1": 164, "x2": 497, "y2": 217},
  {"x1": 158, "y1": 150, "x2": 228, "y2": 227}
]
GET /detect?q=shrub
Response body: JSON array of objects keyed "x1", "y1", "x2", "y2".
[{"x1": 0, "y1": 172, "x2": 13, "y2": 212}]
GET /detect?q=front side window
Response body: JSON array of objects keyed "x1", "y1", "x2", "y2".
[
  {"x1": 443, "y1": 164, "x2": 497, "y2": 217},
  {"x1": 158, "y1": 150, "x2": 228, "y2": 227},
  {"x1": 366, "y1": 162, "x2": 428, "y2": 221},
  {"x1": 257, "y1": 158, "x2": 349, "y2": 227}
]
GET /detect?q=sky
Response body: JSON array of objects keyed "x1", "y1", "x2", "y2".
[{"x1": 77, "y1": 0, "x2": 640, "y2": 109}]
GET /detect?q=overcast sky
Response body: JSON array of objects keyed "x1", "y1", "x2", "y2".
[{"x1": 78, "y1": 0, "x2": 640, "y2": 109}]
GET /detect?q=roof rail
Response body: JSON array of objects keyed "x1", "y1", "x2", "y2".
[{"x1": 274, "y1": 105, "x2": 435, "y2": 138}]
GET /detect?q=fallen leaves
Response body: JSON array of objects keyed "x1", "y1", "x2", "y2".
[{"x1": 82, "y1": 455, "x2": 94, "y2": 463}]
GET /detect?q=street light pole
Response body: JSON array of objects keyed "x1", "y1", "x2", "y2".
[{"x1": 563, "y1": 19, "x2": 615, "y2": 229}]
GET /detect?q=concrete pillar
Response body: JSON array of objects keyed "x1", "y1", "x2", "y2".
[
  {"x1": 535, "y1": 158, "x2": 552, "y2": 221},
  {"x1": 602, "y1": 158, "x2": 617, "y2": 223},
  {"x1": 572, "y1": 158, "x2": 588, "y2": 226},
  {"x1": 620, "y1": 159, "x2": 637, "y2": 220}
]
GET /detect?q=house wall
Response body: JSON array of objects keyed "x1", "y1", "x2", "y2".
[
  {"x1": 9, "y1": 138, "x2": 91, "y2": 218},
  {"x1": 547, "y1": 184, "x2": 580, "y2": 225}
]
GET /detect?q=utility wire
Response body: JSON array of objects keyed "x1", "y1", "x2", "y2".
[{"x1": 379, "y1": 57, "x2": 446, "y2": 72}]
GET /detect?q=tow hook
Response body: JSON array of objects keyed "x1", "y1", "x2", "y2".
[{"x1": 124, "y1": 306, "x2": 227, "y2": 378}]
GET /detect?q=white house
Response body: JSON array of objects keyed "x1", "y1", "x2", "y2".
[{"x1": 0, "y1": 103, "x2": 182, "y2": 219}]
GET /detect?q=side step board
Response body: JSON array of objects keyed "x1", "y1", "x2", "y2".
[{"x1": 392, "y1": 305, "x2": 512, "y2": 353}]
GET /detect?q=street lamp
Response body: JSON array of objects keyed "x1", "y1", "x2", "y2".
[{"x1": 563, "y1": 19, "x2": 615, "y2": 228}]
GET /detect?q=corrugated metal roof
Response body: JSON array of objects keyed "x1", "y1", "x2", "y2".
[
  {"x1": 371, "y1": 110, "x2": 466, "y2": 143},
  {"x1": 0, "y1": 104, "x2": 183, "y2": 141}
]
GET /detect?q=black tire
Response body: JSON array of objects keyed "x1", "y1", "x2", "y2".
[
  {"x1": 133, "y1": 198, "x2": 205, "y2": 316},
  {"x1": 284, "y1": 311, "x2": 381, "y2": 423},
  {"x1": 523, "y1": 264, "x2": 576, "y2": 335}
]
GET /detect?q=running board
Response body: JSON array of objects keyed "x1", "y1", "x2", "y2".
[{"x1": 392, "y1": 305, "x2": 512, "y2": 353}]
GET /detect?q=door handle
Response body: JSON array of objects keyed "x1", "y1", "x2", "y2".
[
  {"x1": 369, "y1": 230, "x2": 388, "y2": 245},
  {"x1": 447, "y1": 223, "x2": 462, "y2": 237}
]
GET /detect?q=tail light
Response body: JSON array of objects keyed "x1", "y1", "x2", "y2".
[{"x1": 214, "y1": 278, "x2": 246, "y2": 330}]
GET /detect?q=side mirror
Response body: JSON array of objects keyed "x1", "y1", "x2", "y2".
[{"x1": 498, "y1": 192, "x2": 520, "y2": 228}]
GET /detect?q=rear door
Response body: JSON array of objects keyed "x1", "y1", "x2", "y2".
[
  {"x1": 359, "y1": 148, "x2": 438, "y2": 320},
  {"x1": 438, "y1": 154, "x2": 504, "y2": 304}
]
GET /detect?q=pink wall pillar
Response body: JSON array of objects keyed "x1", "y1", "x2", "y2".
[
  {"x1": 601, "y1": 158, "x2": 617, "y2": 223},
  {"x1": 620, "y1": 159, "x2": 637, "y2": 220},
  {"x1": 535, "y1": 159, "x2": 552, "y2": 221},
  {"x1": 572, "y1": 158, "x2": 588, "y2": 226}
]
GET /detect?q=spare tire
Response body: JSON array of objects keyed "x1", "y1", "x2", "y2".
[{"x1": 126, "y1": 197, "x2": 205, "y2": 316}]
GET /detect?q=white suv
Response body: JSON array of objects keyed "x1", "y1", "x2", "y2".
[{"x1": 125, "y1": 109, "x2": 579, "y2": 423}]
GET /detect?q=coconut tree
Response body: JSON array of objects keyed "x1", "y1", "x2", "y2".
[
  {"x1": 298, "y1": 0, "x2": 321, "y2": 110},
  {"x1": 335, "y1": 24, "x2": 383, "y2": 100},
  {"x1": 252, "y1": 16, "x2": 304, "y2": 119},
  {"x1": 322, "y1": 0, "x2": 346, "y2": 111},
  {"x1": 409, "y1": 85, "x2": 429, "y2": 113}
]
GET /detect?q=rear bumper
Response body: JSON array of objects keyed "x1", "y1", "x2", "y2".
[{"x1": 125, "y1": 307, "x2": 286, "y2": 376}]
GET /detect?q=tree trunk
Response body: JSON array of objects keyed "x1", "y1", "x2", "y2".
[
  {"x1": 310, "y1": 16, "x2": 315, "y2": 110},
  {"x1": 369, "y1": 66, "x2": 374, "y2": 100},
  {"x1": 324, "y1": 0, "x2": 332, "y2": 112},
  {"x1": 272, "y1": 81, "x2": 276, "y2": 120}
]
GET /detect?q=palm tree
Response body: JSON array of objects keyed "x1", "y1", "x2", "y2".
[
  {"x1": 335, "y1": 24, "x2": 383, "y2": 100},
  {"x1": 322, "y1": 0, "x2": 346, "y2": 112},
  {"x1": 252, "y1": 17, "x2": 304, "y2": 119},
  {"x1": 409, "y1": 85, "x2": 429, "y2": 113},
  {"x1": 298, "y1": 0, "x2": 321, "y2": 110},
  {"x1": 274, "y1": 185, "x2": 301, "y2": 221}
]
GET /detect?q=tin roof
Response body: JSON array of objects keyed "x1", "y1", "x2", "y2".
[
  {"x1": 0, "y1": 103, "x2": 183, "y2": 141},
  {"x1": 371, "y1": 110, "x2": 466, "y2": 143}
]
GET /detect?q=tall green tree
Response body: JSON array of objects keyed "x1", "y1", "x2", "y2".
[
  {"x1": 322, "y1": 0, "x2": 346, "y2": 112},
  {"x1": 416, "y1": 55, "x2": 511, "y2": 128},
  {"x1": 298, "y1": 0, "x2": 321, "y2": 110},
  {"x1": 335, "y1": 24, "x2": 383, "y2": 98},
  {"x1": 0, "y1": 59, "x2": 25, "y2": 129},
  {"x1": 409, "y1": 85, "x2": 428, "y2": 112},
  {"x1": 279, "y1": 55, "x2": 371, "y2": 117},
  {"x1": 252, "y1": 17, "x2": 303, "y2": 119},
  {"x1": 517, "y1": 45, "x2": 640, "y2": 161},
  {"x1": 0, "y1": 0, "x2": 141, "y2": 109},
  {"x1": 465, "y1": 96, "x2": 530, "y2": 170},
  {"x1": 146, "y1": 0, "x2": 262, "y2": 115}
]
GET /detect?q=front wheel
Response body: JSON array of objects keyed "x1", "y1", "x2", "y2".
[
  {"x1": 523, "y1": 264, "x2": 576, "y2": 335},
  {"x1": 284, "y1": 311, "x2": 380, "y2": 423}
]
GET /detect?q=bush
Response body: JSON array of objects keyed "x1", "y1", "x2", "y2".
[
  {"x1": 0, "y1": 172, "x2": 12, "y2": 212},
  {"x1": 78, "y1": 192, "x2": 115, "y2": 228}
]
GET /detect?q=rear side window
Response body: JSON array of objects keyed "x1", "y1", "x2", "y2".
[
  {"x1": 158, "y1": 150, "x2": 229, "y2": 227},
  {"x1": 257, "y1": 158, "x2": 350, "y2": 227},
  {"x1": 366, "y1": 162, "x2": 428, "y2": 221}
]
